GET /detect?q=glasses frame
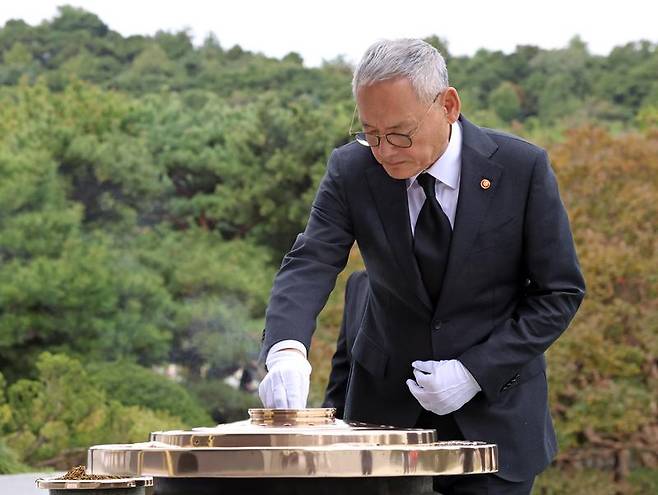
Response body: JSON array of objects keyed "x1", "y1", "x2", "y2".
[{"x1": 349, "y1": 91, "x2": 443, "y2": 149}]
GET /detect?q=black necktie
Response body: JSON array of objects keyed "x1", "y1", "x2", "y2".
[{"x1": 413, "y1": 173, "x2": 452, "y2": 304}]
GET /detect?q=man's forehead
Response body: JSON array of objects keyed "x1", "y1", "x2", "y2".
[
  {"x1": 356, "y1": 82, "x2": 423, "y2": 131},
  {"x1": 359, "y1": 114, "x2": 416, "y2": 131}
]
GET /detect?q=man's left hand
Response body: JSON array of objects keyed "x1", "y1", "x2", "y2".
[{"x1": 406, "y1": 360, "x2": 481, "y2": 415}]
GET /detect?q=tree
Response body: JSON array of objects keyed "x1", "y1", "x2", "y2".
[
  {"x1": 50, "y1": 6, "x2": 109, "y2": 37},
  {"x1": 3, "y1": 353, "x2": 181, "y2": 465},
  {"x1": 541, "y1": 125, "x2": 658, "y2": 490},
  {"x1": 87, "y1": 361, "x2": 212, "y2": 426},
  {"x1": 488, "y1": 81, "x2": 522, "y2": 122},
  {"x1": 131, "y1": 228, "x2": 273, "y2": 377},
  {"x1": 0, "y1": 82, "x2": 168, "y2": 379},
  {"x1": 0, "y1": 42, "x2": 38, "y2": 85}
]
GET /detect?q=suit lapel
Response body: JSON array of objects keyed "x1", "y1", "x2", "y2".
[
  {"x1": 434, "y1": 117, "x2": 502, "y2": 316},
  {"x1": 365, "y1": 165, "x2": 433, "y2": 312},
  {"x1": 363, "y1": 116, "x2": 501, "y2": 315}
]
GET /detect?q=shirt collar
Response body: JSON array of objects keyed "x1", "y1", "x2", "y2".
[{"x1": 407, "y1": 120, "x2": 462, "y2": 191}]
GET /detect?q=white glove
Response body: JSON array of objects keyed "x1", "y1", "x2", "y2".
[
  {"x1": 258, "y1": 348, "x2": 312, "y2": 409},
  {"x1": 406, "y1": 359, "x2": 481, "y2": 415}
]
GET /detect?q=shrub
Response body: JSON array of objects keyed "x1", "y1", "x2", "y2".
[
  {"x1": 188, "y1": 380, "x2": 260, "y2": 424},
  {"x1": 87, "y1": 361, "x2": 212, "y2": 427}
]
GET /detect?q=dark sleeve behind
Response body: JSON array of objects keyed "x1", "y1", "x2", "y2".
[
  {"x1": 260, "y1": 149, "x2": 355, "y2": 361},
  {"x1": 322, "y1": 270, "x2": 369, "y2": 418},
  {"x1": 322, "y1": 304, "x2": 350, "y2": 418}
]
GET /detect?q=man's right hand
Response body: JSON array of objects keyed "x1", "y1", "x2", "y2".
[{"x1": 258, "y1": 348, "x2": 312, "y2": 409}]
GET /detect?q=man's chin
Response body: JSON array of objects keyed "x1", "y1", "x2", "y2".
[{"x1": 382, "y1": 164, "x2": 417, "y2": 180}]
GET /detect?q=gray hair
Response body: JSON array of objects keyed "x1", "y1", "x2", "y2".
[{"x1": 352, "y1": 39, "x2": 449, "y2": 104}]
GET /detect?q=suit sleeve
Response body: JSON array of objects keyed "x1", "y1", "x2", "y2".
[
  {"x1": 458, "y1": 149, "x2": 586, "y2": 403},
  {"x1": 260, "y1": 148, "x2": 355, "y2": 361}
]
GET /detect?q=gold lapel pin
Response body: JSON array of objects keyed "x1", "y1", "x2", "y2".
[{"x1": 480, "y1": 178, "x2": 491, "y2": 190}]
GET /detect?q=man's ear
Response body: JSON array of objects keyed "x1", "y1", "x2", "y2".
[{"x1": 443, "y1": 87, "x2": 461, "y2": 123}]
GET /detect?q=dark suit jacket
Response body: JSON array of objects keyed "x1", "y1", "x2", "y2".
[
  {"x1": 261, "y1": 115, "x2": 586, "y2": 481},
  {"x1": 322, "y1": 270, "x2": 369, "y2": 418}
]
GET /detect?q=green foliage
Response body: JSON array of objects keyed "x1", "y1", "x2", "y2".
[
  {"x1": 636, "y1": 105, "x2": 658, "y2": 130},
  {"x1": 188, "y1": 380, "x2": 260, "y2": 424},
  {"x1": 0, "y1": 79, "x2": 275, "y2": 384},
  {"x1": 545, "y1": 125, "x2": 658, "y2": 484},
  {"x1": 141, "y1": 91, "x2": 350, "y2": 254},
  {"x1": 533, "y1": 467, "x2": 617, "y2": 494},
  {"x1": 50, "y1": 6, "x2": 109, "y2": 36},
  {"x1": 3, "y1": 353, "x2": 181, "y2": 465},
  {"x1": 3, "y1": 6, "x2": 656, "y2": 128},
  {"x1": 535, "y1": 466, "x2": 658, "y2": 494},
  {"x1": 171, "y1": 298, "x2": 260, "y2": 374},
  {"x1": 627, "y1": 468, "x2": 658, "y2": 494},
  {"x1": 488, "y1": 81, "x2": 522, "y2": 122},
  {"x1": 0, "y1": 438, "x2": 28, "y2": 474},
  {"x1": 0, "y1": 373, "x2": 12, "y2": 434},
  {"x1": 130, "y1": 228, "x2": 272, "y2": 376},
  {"x1": 134, "y1": 229, "x2": 272, "y2": 311},
  {"x1": 87, "y1": 361, "x2": 212, "y2": 427},
  {"x1": 0, "y1": 42, "x2": 38, "y2": 85},
  {"x1": 0, "y1": 236, "x2": 173, "y2": 377},
  {"x1": 0, "y1": 152, "x2": 175, "y2": 380}
]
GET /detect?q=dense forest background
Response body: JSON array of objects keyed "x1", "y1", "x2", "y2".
[{"x1": 0, "y1": 6, "x2": 656, "y2": 494}]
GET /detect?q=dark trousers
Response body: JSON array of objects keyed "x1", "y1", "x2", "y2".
[
  {"x1": 433, "y1": 474, "x2": 534, "y2": 495},
  {"x1": 416, "y1": 410, "x2": 535, "y2": 495}
]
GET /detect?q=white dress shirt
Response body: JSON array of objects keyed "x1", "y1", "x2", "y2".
[
  {"x1": 268, "y1": 120, "x2": 463, "y2": 360},
  {"x1": 406, "y1": 120, "x2": 463, "y2": 232}
]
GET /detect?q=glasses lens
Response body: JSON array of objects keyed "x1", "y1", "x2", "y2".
[
  {"x1": 355, "y1": 132, "x2": 378, "y2": 147},
  {"x1": 387, "y1": 134, "x2": 413, "y2": 148}
]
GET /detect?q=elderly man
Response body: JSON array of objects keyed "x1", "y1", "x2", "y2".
[{"x1": 259, "y1": 38, "x2": 585, "y2": 494}]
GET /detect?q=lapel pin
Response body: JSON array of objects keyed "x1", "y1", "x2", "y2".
[{"x1": 480, "y1": 178, "x2": 491, "y2": 190}]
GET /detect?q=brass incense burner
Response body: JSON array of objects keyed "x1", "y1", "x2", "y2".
[{"x1": 87, "y1": 408, "x2": 497, "y2": 480}]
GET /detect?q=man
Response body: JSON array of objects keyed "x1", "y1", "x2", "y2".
[{"x1": 259, "y1": 39, "x2": 585, "y2": 494}]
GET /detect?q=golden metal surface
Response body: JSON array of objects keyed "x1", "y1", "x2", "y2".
[
  {"x1": 89, "y1": 440, "x2": 497, "y2": 478},
  {"x1": 88, "y1": 409, "x2": 498, "y2": 478},
  {"x1": 150, "y1": 419, "x2": 437, "y2": 447},
  {"x1": 36, "y1": 476, "x2": 153, "y2": 489},
  {"x1": 248, "y1": 407, "x2": 337, "y2": 426}
]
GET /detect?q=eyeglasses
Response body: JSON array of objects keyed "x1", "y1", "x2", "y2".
[{"x1": 349, "y1": 91, "x2": 442, "y2": 149}]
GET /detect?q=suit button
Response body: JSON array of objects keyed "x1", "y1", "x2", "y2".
[{"x1": 432, "y1": 321, "x2": 442, "y2": 331}]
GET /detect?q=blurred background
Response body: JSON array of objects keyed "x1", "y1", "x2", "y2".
[{"x1": 0, "y1": 2, "x2": 656, "y2": 494}]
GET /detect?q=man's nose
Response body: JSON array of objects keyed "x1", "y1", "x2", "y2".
[{"x1": 378, "y1": 137, "x2": 397, "y2": 158}]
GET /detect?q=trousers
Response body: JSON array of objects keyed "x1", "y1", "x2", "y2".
[{"x1": 416, "y1": 410, "x2": 535, "y2": 495}]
